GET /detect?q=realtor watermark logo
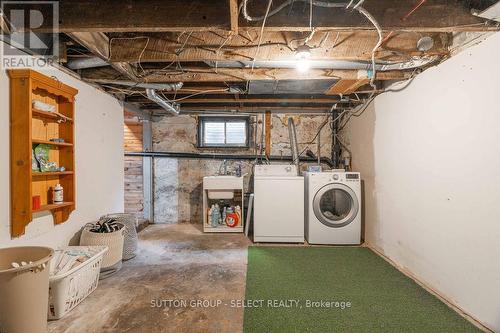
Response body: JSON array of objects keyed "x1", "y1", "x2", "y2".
[{"x1": 1, "y1": 1, "x2": 59, "y2": 69}]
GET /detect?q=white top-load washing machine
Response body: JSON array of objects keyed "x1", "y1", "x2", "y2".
[
  {"x1": 305, "y1": 171, "x2": 361, "y2": 245},
  {"x1": 253, "y1": 164, "x2": 304, "y2": 243}
]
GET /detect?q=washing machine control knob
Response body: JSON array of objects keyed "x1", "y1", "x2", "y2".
[
  {"x1": 333, "y1": 174, "x2": 339, "y2": 181},
  {"x1": 285, "y1": 166, "x2": 292, "y2": 172}
]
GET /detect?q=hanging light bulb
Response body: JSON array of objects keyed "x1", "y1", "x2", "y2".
[{"x1": 295, "y1": 45, "x2": 311, "y2": 73}]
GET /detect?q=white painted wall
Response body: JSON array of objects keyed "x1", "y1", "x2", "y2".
[
  {"x1": 347, "y1": 32, "x2": 500, "y2": 331},
  {"x1": 0, "y1": 45, "x2": 124, "y2": 248}
]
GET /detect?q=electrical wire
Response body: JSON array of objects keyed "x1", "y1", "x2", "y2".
[
  {"x1": 167, "y1": 89, "x2": 231, "y2": 102},
  {"x1": 109, "y1": 36, "x2": 150, "y2": 75},
  {"x1": 241, "y1": 0, "x2": 384, "y2": 92},
  {"x1": 309, "y1": 0, "x2": 313, "y2": 31},
  {"x1": 354, "y1": 6, "x2": 382, "y2": 89},
  {"x1": 352, "y1": 0, "x2": 365, "y2": 9},
  {"x1": 252, "y1": 0, "x2": 273, "y2": 71}
]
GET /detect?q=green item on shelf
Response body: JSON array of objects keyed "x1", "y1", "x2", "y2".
[
  {"x1": 34, "y1": 144, "x2": 58, "y2": 172},
  {"x1": 31, "y1": 148, "x2": 40, "y2": 172}
]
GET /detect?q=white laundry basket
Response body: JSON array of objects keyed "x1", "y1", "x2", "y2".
[{"x1": 48, "y1": 246, "x2": 108, "y2": 320}]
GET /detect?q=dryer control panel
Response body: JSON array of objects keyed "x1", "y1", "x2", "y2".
[
  {"x1": 346, "y1": 173, "x2": 360, "y2": 180},
  {"x1": 254, "y1": 164, "x2": 298, "y2": 176}
]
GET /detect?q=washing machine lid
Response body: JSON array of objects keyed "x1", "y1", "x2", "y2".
[{"x1": 313, "y1": 183, "x2": 359, "y2": 228}]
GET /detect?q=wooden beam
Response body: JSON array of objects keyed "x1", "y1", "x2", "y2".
[
  {"x1": 229, "y1": 0, "x2": 239, "y2": 34},
  {"x1": 239, "y1": 1, "x2": 495, "y2": 32},
  {"x1": 29, "y1": 0, "x2": 497, "y2": 33},
  {"x1": 51, "y1": 0, "x2": 228, "y2": 32},
  {"x1": 175, "y1": 98, "x2": 360, "y2": 104},
  {"x1": 162, "y1": 106, "x2": 333, "y2": 113},
  {"x1": 107, "y1": 31, "x2": 450, "y2": 63},
  {"x1": 67, "y1": 32, "x2": 138, "y2": 80},
  {"x1": 83, "y1": 67, "x2": 410, "y2": 83},
  {"x1": 326, "y1": 79, "x2": 370, "y2": 95},
  {"x1": 265, "y1": 111, "x2": 271, "y2": 157}
]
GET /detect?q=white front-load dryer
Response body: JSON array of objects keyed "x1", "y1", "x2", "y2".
[{"x1": 305, "y1": 171, "x2": 361, "y2": 245}]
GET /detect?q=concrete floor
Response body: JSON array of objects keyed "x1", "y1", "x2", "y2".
[{"x1": 48, "y1": 224, "x2": 251, "y2": 333}]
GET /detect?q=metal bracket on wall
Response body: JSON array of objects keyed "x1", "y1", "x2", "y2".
[{"x1": 142, "y1": 120, "x2": 153, "y2": 223}]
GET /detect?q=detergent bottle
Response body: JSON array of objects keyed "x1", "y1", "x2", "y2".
[
  {"x1": 211, "y1": 204, "x2": 220, "y2": 227},
  {"x1": 222, "y1": 206, "x2": 227, "y2": 225},
  {"x1": 208, "y1": 205, "x2": 214, "y2": 225},
  {"x1": 235, "y1": 205, "x2": 242, "y2": 222}
]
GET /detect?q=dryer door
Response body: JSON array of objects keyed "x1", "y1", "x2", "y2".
[{"x1": 313, "y1": 183, "x2": 359, "y2": 228}]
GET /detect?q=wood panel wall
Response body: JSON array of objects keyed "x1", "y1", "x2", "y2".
[{"x1": 124, "y1": 112, "x2": 144, "y2": 219}]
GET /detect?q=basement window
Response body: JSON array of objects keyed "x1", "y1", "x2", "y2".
[{"x1": 198, "y1": 116, "x2": 249, "y2": 148}]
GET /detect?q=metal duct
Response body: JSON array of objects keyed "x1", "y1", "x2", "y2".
[
  {"x1": 204, "y1": 57, "x2": 438, "y2": 71},
  {"x1": 92, "y1": 80, "x2": 183, "y2": 91},
  {"x1": 288, "y1": 117, "x2": 300, "y2": 175},
  {"x1": 67, "y1": 57, "x2": 108, "y2": 70},
  {"x1": 145, "y1": 88, "x2": 181, "y2": 116}
]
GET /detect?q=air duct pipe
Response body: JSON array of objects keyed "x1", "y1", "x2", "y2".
[
  {"x1": 67, "y1": 57, "x2": 109, "y2": 70},
  {"x1": 205, "y1": 57, "x2": 438, "y2": 71},
  {"x1": 145, "y1": 87, "x2": 182, "y2": 116},
  {"x1": 105, "y1": 81, "x2": 183, "y2": 90},
  {"x1": 288, "y1": 117, "x2": 300, "y2": 175}
]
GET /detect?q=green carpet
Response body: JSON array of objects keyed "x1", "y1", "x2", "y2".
[{"x1": 243, "y1": 247, "x2": 480, "y2": 333}]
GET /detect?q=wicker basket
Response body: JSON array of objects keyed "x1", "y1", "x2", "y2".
[
  {"x1": 101, "y1": 213, "x2": 138, "y2": 260},
  {"x1": 48, "y1": 246, "x2": 107, "y2": 320},
  {"x1": 79, "y1": 225, "x2": 125, "y2": 269}
]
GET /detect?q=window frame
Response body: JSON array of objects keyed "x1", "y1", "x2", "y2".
[{"x1": 197, "y1": 116, "x2": 250, "y2": 148}]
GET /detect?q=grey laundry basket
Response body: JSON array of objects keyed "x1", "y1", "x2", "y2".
[{"x1": 101, "y1": 213, "x2": 138, "y2": 260}]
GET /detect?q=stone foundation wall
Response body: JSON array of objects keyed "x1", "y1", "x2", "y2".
[{"x1": 152, "y1": 114, "x2": 332, "y2": 224}]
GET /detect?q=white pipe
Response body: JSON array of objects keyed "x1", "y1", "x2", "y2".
[
  {"x1": 145, "y1": 89, "x2": 181, "y2": 116},
  {"x1": 288, "y1": 117, "x2": 300, "y2": 175}
]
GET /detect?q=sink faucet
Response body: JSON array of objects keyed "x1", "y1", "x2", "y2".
[{"x1": 218, "y1": 160, "x2": 228, "y2": 175}]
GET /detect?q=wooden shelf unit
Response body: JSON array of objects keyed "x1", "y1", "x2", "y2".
[
  {"x1": 32, "y1": 108, "x2": 73, "y2": 122},
  {"x1": 32, "y1": 139, "x2": 73, "y2": 147},
  {"x1": 8, "y1": 69, "x2": 78, "y2": 238},
  {"x1": 32, "y1": 171, "x2": 75, "y2": 177},
  {"x1": 33, "y1": 201, "x2": 75, "y2": 212}
]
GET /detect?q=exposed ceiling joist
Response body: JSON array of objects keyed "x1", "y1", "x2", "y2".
[
  {"x1": 107, "y1": 31, "x2": 450, "y2": 63},
  {"x1": 158, "y1": 106, "x2": 333, "y2": 113},
  {"x1": 143, "y1": 98, "x2": 360, "y2": 104},
  {"x1": 229, "y1": 0, "x2": 239, "y2": 33},
  {"x1": 82, "y1": 68, "x2": 410, "y2": 83},
  {"x1": 30, "y1": 0, "x2": 497, "y2": 33},
  {"x1": 46, "y1": 1, "x2": 494, "y2": 111},
  {"x1": 326, "y1": 79, "x2": 370, "y2": 95},
  {"x1": 67, "y1": 32, "x2": 139, "y2": 80},
  {"x1": 145, "y1": 104, "x2": 350, "y2": 111}
]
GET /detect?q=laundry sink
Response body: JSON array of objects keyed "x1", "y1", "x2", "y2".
[
  {"x1": 202, "y1": 174, "x2": 247, "y2": 230},
  {"x1": 203, "y1": 175, "x2": 245, "y2": 190}
]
